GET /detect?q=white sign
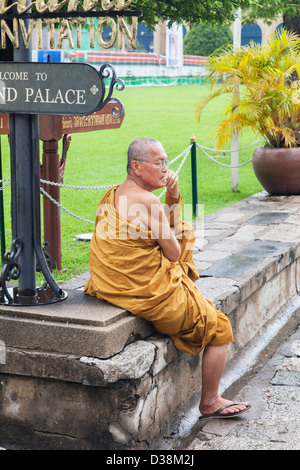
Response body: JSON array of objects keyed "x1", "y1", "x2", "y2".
[{"x1": 166, "y1": 22, "x2": 183, "y2": 68}]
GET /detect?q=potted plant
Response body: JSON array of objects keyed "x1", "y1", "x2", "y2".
[{"x1": 195, "y1": 28, "x2": 300, "y2": 195}]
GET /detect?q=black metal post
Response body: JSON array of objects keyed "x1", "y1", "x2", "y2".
[
  {"x1": 9, "y1": 28, "x2": 36, "y2": 298},
  {"x1": 190, "y1": 134, "x2": 198, "y2": 218},
  {"x1": 0, "y1": 17, "x2": 67, "y2": 305},
  {"x1": 9, "y1": 113, "x2": 37, "y2": 298}
]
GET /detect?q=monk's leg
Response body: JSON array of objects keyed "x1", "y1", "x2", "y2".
[{"x1": 199, "y1": 344, "x2": 249, "y2": 416}]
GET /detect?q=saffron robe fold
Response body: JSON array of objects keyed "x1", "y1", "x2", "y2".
[{"x1": 84, "y1": 186, "x2": 233, "y2": 355}]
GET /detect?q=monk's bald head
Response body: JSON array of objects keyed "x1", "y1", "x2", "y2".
[{"x1": 127, "y1": 138, "x2": 162, "y2": 173}]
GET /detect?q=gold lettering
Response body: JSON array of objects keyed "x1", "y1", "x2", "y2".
[
  {"x1": 72, "y1": 17, "x2": 86, "y2": 48},
  {"x1": 0, "y1": 0, "x2": 17, "y2": 14},
  {"x1": 0, "y1": 0, "x2": 132, "y2": 15},
  {"x1": 35, "y1": 0, "x2": 68, "y2": 13},
  {"x1": 62, "y1": 118, "x2": 73, "y2": 129},
  {"x1": 90, "y1": 16, "x2": 95, "y2": 48},
  {"x1": 19, "y1": 19, "x2": 34, "y2": 48},
  {"x1": 57, "y1": 18, "x2": 74, "y2": 49},
  {"x1": 96, "y1": 17, "x2": 116, "y2": 49},
  {"x1": 115, "y1": 0, "x2": 131, "y2": 10},
  {"x1": 1, "y1": 18, "x2": 19, "y2": 49},
  {"x1": 101, "y1": 0, "x2": 116, "y2": 10},
  {"x1": 36, "y1": 0, "x2": 49, "y2": 13},
  {"x1": 0, "y1": 10, "x2": 138, "y2": 51},
  {"x1": 101, "y1": 0, "x2": 131, "y2": 10},
  {"x1": 67, "y1": 0, "x2": 79, "y2": 10},
  {"x1": 82, "y1": 0, "x2": 99, "y2": 11},
  {"x1": 43, "y1": 18, "x2": 60, "y2": 48},
  {"x1": 17, "y1": 0, "x2": 35, "y2": 13},
  {"x1": 36, "y1": 18, "x2": 42, "y2": 49},
  {"x1": 117, "y1": 16, "x2": 137, "y2": 49}
]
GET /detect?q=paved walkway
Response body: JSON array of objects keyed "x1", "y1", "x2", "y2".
[
  {"x1": 188, "y1": 315, "x2": 300, "y2": 450},
  {"x1": 184, "y1": 190, "x2": 300, "y2": 450}
]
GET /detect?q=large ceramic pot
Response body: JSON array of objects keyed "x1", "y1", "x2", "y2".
[{"x1": 252, "y1": 146, "x2": 300, "y2": 195}]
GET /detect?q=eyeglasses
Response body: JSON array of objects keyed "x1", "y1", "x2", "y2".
[{"x1": 136, "y1": 159, "x2": 170, "y2": 169}]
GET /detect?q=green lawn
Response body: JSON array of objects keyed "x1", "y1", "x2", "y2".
[{"x1": 0, "y1": 83, "x2": 263, "y2": 283}]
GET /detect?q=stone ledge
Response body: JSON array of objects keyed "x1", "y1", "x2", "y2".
[
  {"x1": 0, "y1": 289, "x2": 154, "y2": 358},
  {"x1": 0, "y1": 334, "x2": 175, "y2": 387},
  {"x1": 197, "y1": 243, "x2": 298, "y2": 316}
]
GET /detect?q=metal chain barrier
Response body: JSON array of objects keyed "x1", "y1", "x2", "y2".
[
  {"x1": 197, "y1": 139, "x2": 263, "y2": 154},
  {"x1": 40, "y1": 186, "x2": 95, "y2": 225},
  {"x1": 39, "y1": 180, "x2": 115, "y2": 190},
  {"x1": 0, "y1": 178, "x2": 11, "y2": 191},
  {"x1": 196, "y1": 139, "x2": 263, "y2": 168}
]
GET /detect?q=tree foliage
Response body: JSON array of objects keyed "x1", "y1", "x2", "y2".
[
  {"x1": 183, "y1": 23, "x2": 233, "y2": 57},
  {"x1": 244, "y1": 0, "x2": 300, "y2": 37},
  {"x1": 130, "y1": 0, "x2": 257, "y2": 29},
  {"x1": 245, "y1": 0, "x2": 300, "y2": 25}
]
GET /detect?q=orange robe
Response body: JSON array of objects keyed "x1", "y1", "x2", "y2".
[{"x1": 84, "y1": 186, "x2": 233, "y2": 355}]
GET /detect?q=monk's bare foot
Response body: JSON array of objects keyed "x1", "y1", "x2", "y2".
[{"x1": 199, "y1": 396, "x2": 250, "y2": 418}]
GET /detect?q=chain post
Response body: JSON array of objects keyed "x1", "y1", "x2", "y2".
[{"x1": 190, "y1": 134, "x2": 198, "y2": 218}]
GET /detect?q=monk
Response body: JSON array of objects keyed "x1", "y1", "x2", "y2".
[{"x1": 84, "y1": 138, "x2": 251, "y2": 420}]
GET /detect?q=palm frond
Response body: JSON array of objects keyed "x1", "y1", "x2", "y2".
[{"x1": 195, "y1": 27, "x2": 300, "y2": 149}]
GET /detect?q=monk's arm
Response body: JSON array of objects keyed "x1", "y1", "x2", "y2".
[{"x1": 147, "y1": 195, "x2": 181, "y2": 262}]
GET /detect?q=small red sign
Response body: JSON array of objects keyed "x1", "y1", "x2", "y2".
[{"x1": 0, "y1": 102, "x2": 124, "y2": 136}]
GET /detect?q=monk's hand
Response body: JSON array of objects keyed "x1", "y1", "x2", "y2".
[{"x1": 165, "y1": 170, "x2": 179, "y2": 199}]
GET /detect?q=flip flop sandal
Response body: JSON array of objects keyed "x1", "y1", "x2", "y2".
[{"x1": 199, "y1": 403, "x2": 252, "y2": 420}]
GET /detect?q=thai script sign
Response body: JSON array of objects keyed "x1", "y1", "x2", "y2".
[
  {"x1": 0, "y1": 101, "x2": 124, "y2": 135},
  {"x1": 61, "y1": 102, "x2": 124, "y2": 132},
  {"x1": 0, "y1": 62, "x2": 124, "y2": 115}
]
